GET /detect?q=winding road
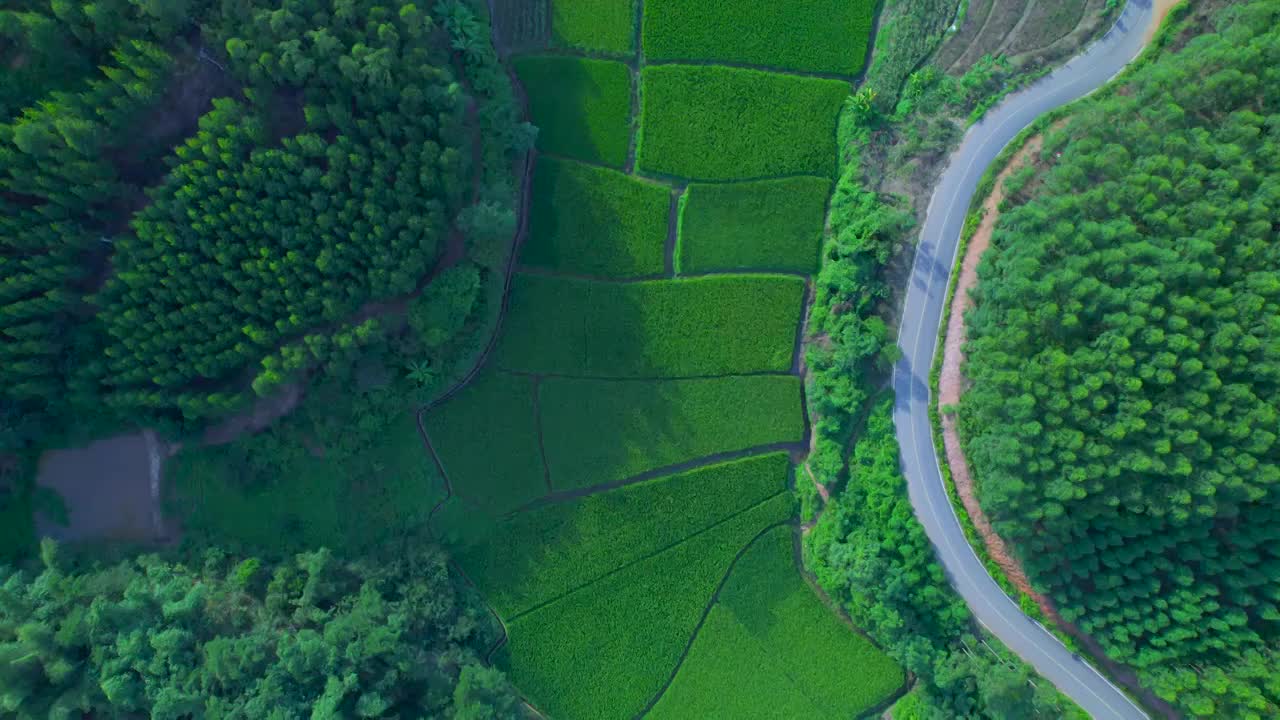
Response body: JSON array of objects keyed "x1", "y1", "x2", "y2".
[{"x1": 892, "y1": 1, "x2": 1156, "y2": 718}]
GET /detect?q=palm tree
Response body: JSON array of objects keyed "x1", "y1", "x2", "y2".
[{"x1": 406, "y1": 360, "x2": 434, "y2": 387}]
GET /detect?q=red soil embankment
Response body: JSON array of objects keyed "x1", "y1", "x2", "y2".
[{"x1": 937, "y1": 136, "x2": 1059, "y2": 617}]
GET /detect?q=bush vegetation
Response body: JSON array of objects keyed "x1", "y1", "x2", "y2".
[
  {"x1": 522, "y1": 156, "x2": 669, "y2": 277},
  {"x1": 637, "y1": 65, "x2": 846, "y2": 180},
  {"x1": 678, "y1": 176, "x2": 830, "y2": 274},
  {"x1": 539, "y1": 375, "x2": 802, "y2": 490},
  {"x1": 0, "y1": 541, "x2": 519, "y2": 719},
  {"x1": 961, "y1": 4, "x2": 1280, "y2": 715},
  {"x1": 495, "y1": 273, "x2": 804, "y2": 377},
  {"x1": 449, "y1": 453, "x2": 790, "y2": 616},
  {"x1": 641, "y1": 0, "x2": 872, "y2": 76},
  {"x1": 650, "y1": 525, "x2": 903, "y2": 718},
  {"x1": 512, "y1": 54, "x2": 632, "y2": 167},
  {"x1": 501, "y1": 492, "x2": 794, "y2": 719},
  {"x1": 550, "y1": 0, "x2": 636, "y2": 55},
  {"x1": 169, "y1": 412, "x2": 443, "y2": 555}
]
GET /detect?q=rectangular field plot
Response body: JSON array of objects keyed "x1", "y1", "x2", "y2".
[
  {"x1": 522, "y1": 156, "x2": 669, "y2": 278},
  {"x1": 513, "y1": 55, "x2": 632, "y2": 167},
  {"x1": 495, "y1": 273, "x2": 804, "y2": 377},
  {"x1": 648, "y1": 526, "x2": 905, "y2": 719},
  {"x1": 421, "y1": 370, "x2": 547, "y2": 514},
  {"x1": 551, "y1": 0, "x2": 636, "y2": 55},
  {"x1": 451, "y1": 452, "x2": 790, "y2": 617},
  {"x1": 168, "y1": 413, "x2": 443, "y2": 554},
  {"x1": 540, "y1": 375, "x2": 802, "y2": 491},
  {"x1": 678, "y1": 176, "x2": 831, "y2": 274},
  {"x1": 643, "y1": 0, "x2": 872, "y2": 76},
  {"x1": 637, "y1": 65, "x2": 846, "y2": 181},
  {"x1": 499, "y1": 492, "x2": 794, "y2": 720}
]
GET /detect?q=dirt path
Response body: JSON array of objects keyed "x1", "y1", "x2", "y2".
[{"x1": 937, "y1": 135, "x2": 1057, "y2": 613}]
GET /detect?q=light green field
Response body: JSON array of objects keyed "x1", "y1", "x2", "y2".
[
  {"x1": 638, "y1": 65, "x2": 847, "y2": 181},
  {"x1": 522, "y1": 156, "x2": 670, "y2": 277},
  {"x1": 649, "y1": 526, "x2": 905, "y2": 718},
  {"x1": 495, "y1": 273, "x2": 804, "y2": 378},
  {"x1": 643, "y1": 0, "x2": 873, "y2": 75},
  {"x1": 539, "y1": 375, "x2": 803, "y2": 491},
  {"x1": 678, "y1": 176, "x2": 831, "y2": 274},
  {"x1": 512, "y1": 55, "x2": 632, "y2": 167},
  {"x1": 551, "y1": 0, "x2": 636, "y2": 55}
]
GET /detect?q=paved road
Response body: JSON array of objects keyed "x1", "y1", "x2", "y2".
[{"x1": 892, "y1": 2, "x2": 1156, "y2": 718}]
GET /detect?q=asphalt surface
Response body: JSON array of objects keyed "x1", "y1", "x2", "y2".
[{"x1": 891, "y1": 2, "x2": 1156, "y2": 718}]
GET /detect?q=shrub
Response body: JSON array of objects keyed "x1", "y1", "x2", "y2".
[
  {"x1": 522, "y1": 156, "x2": 669, "y2": 277},
  {"x1": 422, "y1": 370, "x2": 546, "y2": 514},
  {"x1": 450, "y1": 452, "x2": 790, "y2": 616},
  {"x1": 495, "y1": 273, "x2": 804, "y2": 377},
  {"x1": 678, "y1": 176, "x2": 831, "y2": 274},
  {"x1": 550, "y1": 0, "x2": 636, "y2": 55},
  {"x1": 169, "y1": 413, "x2": 445, "y2": 554},
  {"x1": 500, "y1": 492, "x2": 794, "y2": 719},
  {"x1": 650, "y1": 526, "x2": 904, "y2": 718},
  {"x1": 637, "y1": 65, "x2": 847, "y2": 180},
  {"x1": 539, "y1": 375, "x2": 802, "y2": 491},
  {"x1": 642, "y1": 0, "x2": 873, "y2": 75},
  {"x1": 512, "y1": 55, "x2": 632, "y2": 167}
]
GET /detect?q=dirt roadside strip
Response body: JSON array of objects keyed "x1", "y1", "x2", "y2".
[{"x1": 936, "y1": 136, "x2": 1055, "y2": 614}]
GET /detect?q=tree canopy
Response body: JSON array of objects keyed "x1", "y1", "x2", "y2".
[
  {"x1": 0, "y1": 541, "x2": 520, "y2": 719},
  {"x1": 961, "y1": 3, "x2": 1280, "y2": 716}
]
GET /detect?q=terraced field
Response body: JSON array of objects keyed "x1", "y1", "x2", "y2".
[{"x1": 420, "y1": 1, "x2": 902, "y2": 716}]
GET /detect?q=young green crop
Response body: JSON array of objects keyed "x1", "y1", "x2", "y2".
[
  {"x1": 499, "y1": 492, "x2": 794, "y2": 720},
  {"x1": 422, "y1": 370, "x2": 547, "y2": 514},
  {"x1": 495, "y1": 273, "x2": 804, "y2": 377},
  {"x1": 550, "y1": 0, "x2": 636, "y2": 55},
  {"x1": 539, "y1": 375, "x2": 802, "y2": 491},
  {"x1": 642, "y1": 0, "x2": 872, "y2": 75},
  {"x1": 512, "y1": 55, "x2": 632, "y2": 167},
  {"x1": 650, "y1": 526, "x2": 904, "y2": 717},
  {"x1": 637, "y1": 65, "x2": 847, "y2": 181},
  {"x1": 451, "y1": 452, "x2": 790, "y2": 616},
  {"x1": 678, "y1": 176, "x2": 831, "y2": 274},
  {"x1": 522, "y1": 156, "x2": 669, "y2": 278}
]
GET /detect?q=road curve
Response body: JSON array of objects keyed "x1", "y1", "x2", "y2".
[{"x1": 892, "y1": 2, "x2": 1156, "y2": 718}]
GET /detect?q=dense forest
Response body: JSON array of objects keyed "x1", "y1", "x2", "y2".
[
  {"x1": 0, "y1": 0, "x2": 529, "y2": 712},
  {"x1": 1, "y1": 0, "x2": 525, "y2": 444},
  {"x1": 0, "y1": 541, "x2": 520, "y2": 718},
  {"x1": 961, "y1": 3, "x2": 1280, "y2": 716}
]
